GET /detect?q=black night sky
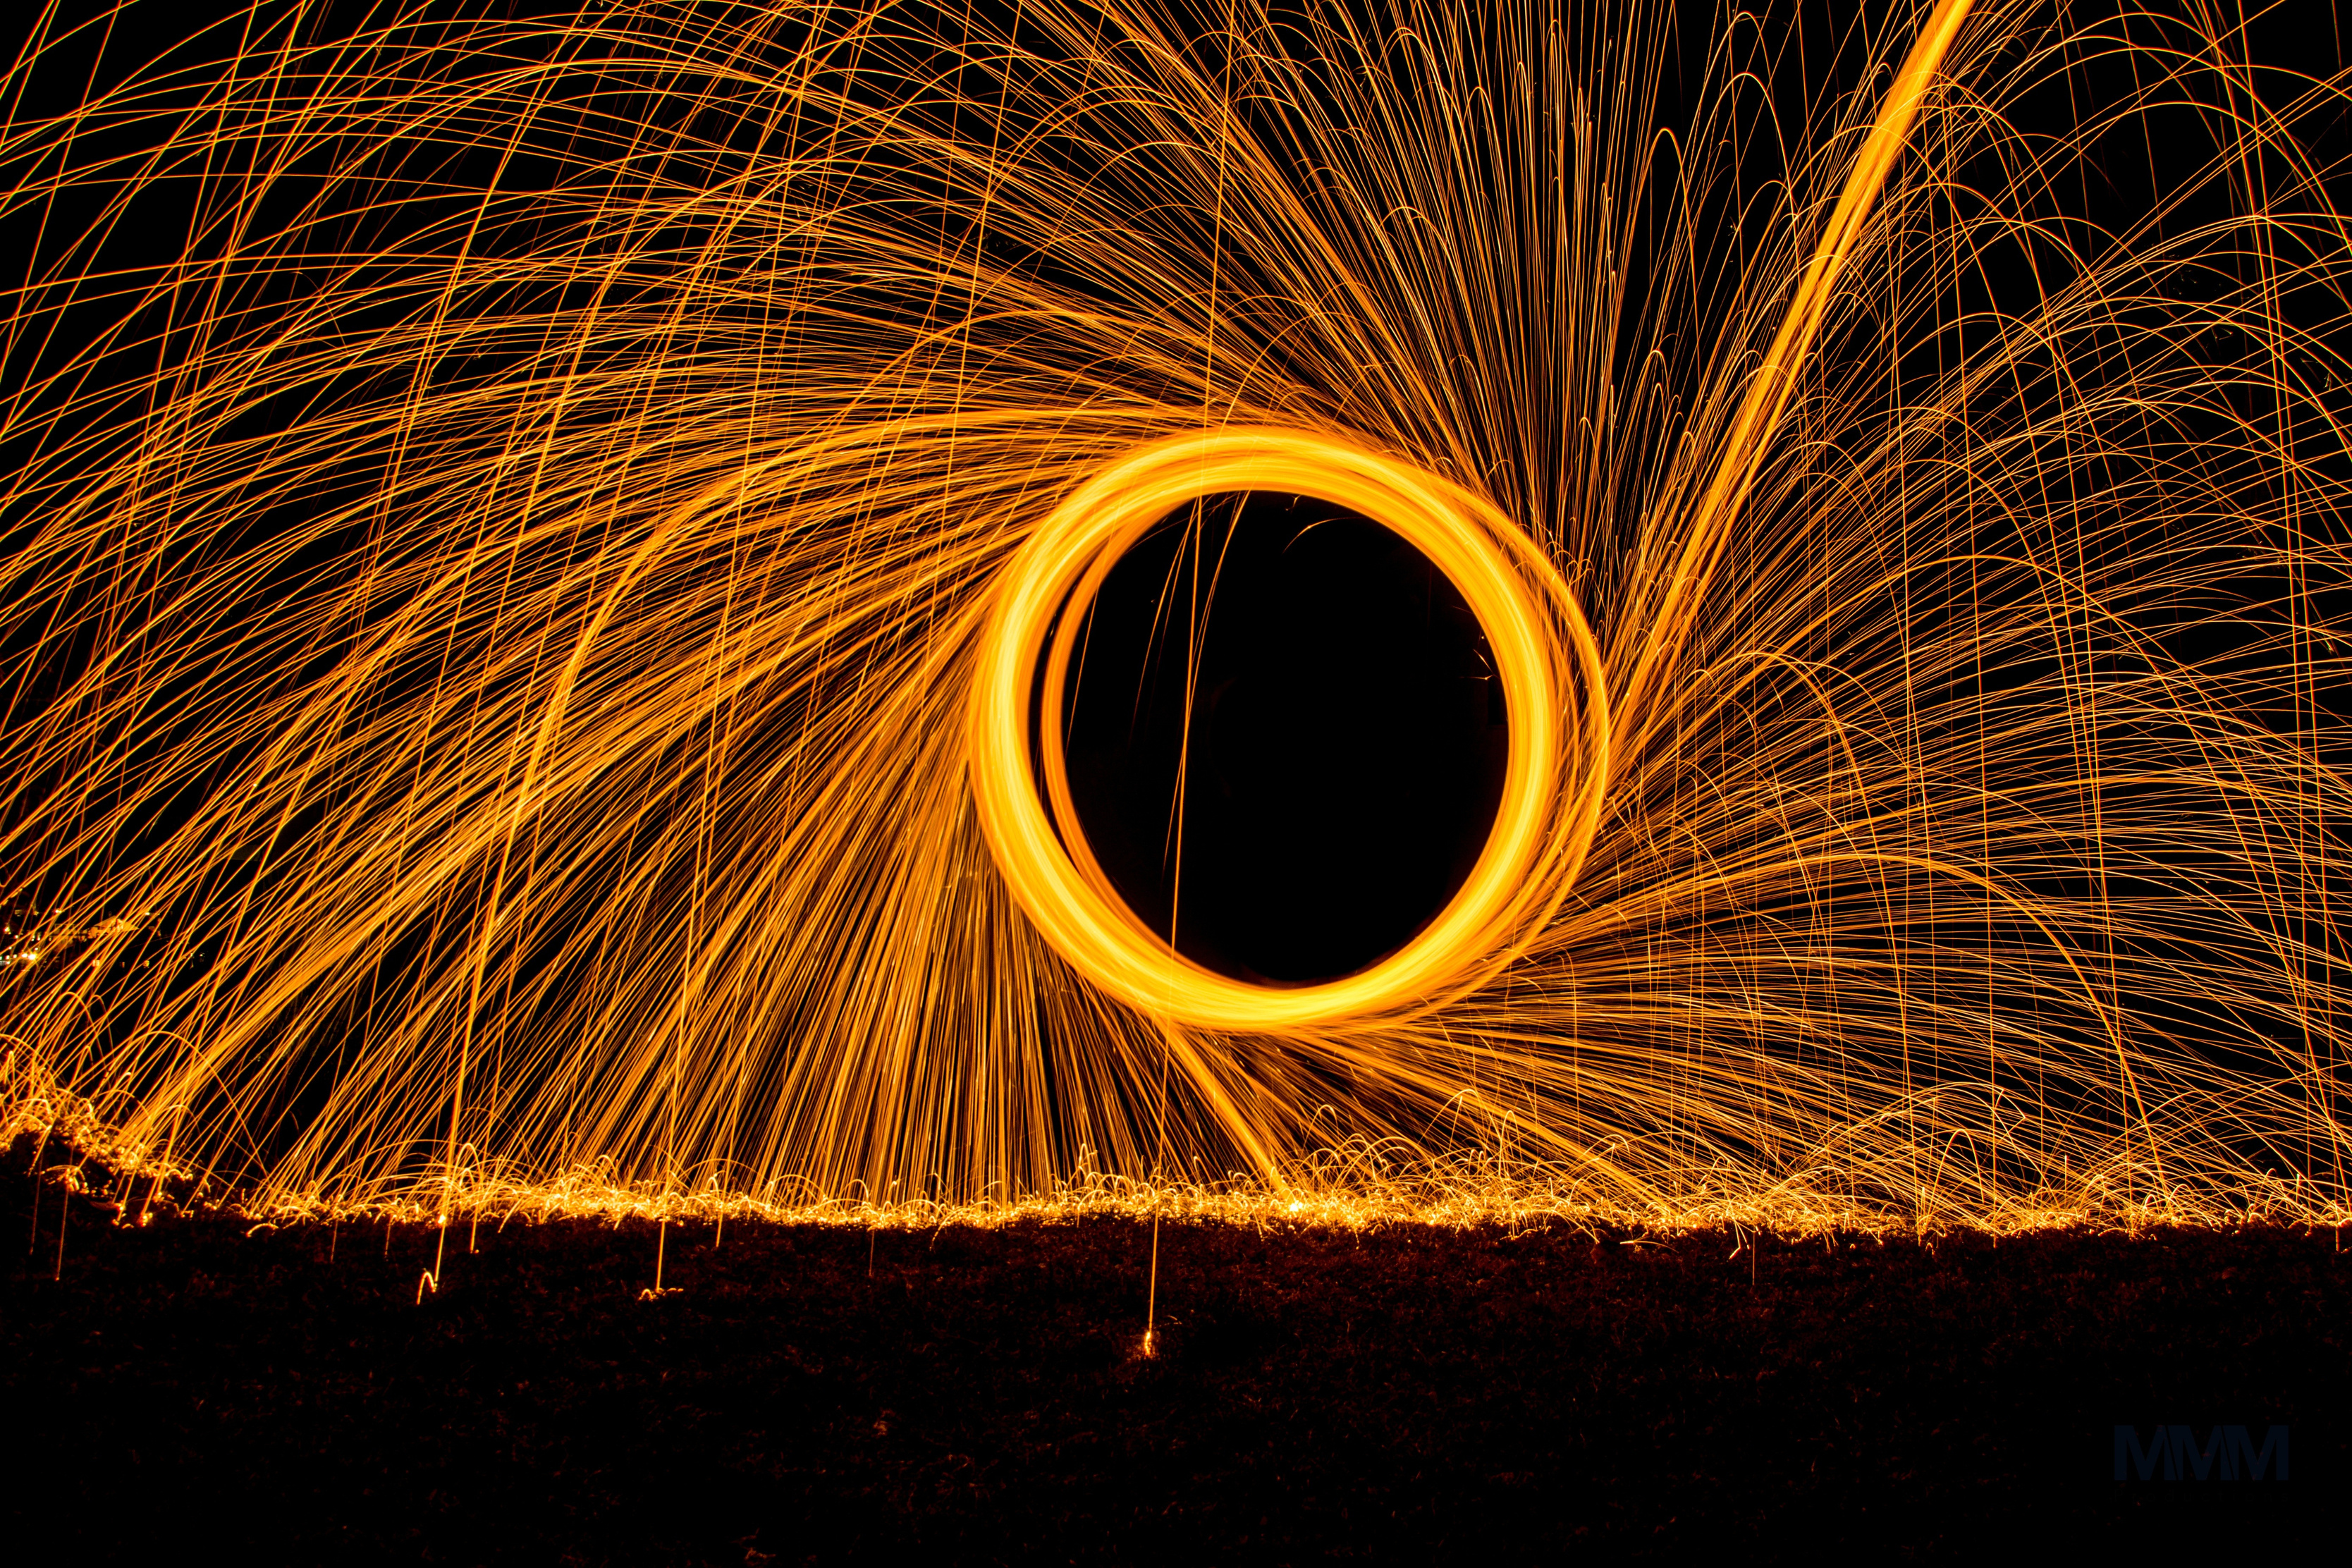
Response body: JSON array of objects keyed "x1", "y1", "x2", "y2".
[
  {"x1": 1063, "y1": 491, "x2": 1507, "y2": 983},
  {"x1": 5, "y1": 1, "x2": 2348, "y2": 1561}
]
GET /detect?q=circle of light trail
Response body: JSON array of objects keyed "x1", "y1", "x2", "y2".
[
  {"x1": 0, "y1": 0, "x2": 2347, "y2": 1229},
  {"x1": 968, "y1": 427, "x2": 1610, "y2": 1031}
]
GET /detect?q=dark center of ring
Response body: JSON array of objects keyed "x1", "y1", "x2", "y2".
[{"x1": 1058, "y1": 490, "x2": 1509, "y2": 985}]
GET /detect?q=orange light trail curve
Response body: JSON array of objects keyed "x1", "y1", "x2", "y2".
[{"x1": 0, "y1": 0, "x2": 2345, "y2": 1234}]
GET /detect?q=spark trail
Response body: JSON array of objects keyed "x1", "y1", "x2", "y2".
[{"x1": 0, "y1": 0, "x2": 2346, "y2": 1231}]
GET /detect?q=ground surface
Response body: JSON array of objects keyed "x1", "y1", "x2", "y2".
[{"x1": 4, "y1": 1144, "x2": 2339, "y2": 1563}]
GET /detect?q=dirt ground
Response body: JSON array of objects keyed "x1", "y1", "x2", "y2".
[{"x1": 4, "y1": 1141, "x2": 2339, "y2": 1563}]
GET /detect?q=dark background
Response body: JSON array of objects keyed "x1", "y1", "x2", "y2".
[
  {"x1": 7, "y1": 0, "x2": 2348, "y2": 952},
  {"x1": 1061, "y1": 492, "x2": 1508, "y2": 984},
  {"x1": 5, "y1": 1146, "x2": 2339, "y2": 1563},
  {"x1": 2, "y1": 5, "x2": 2347, "y2": 1560}
]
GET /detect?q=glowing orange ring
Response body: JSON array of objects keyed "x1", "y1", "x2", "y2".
[{"x1": 969, "y1": 428, "x2": 1607, "y2": 1032}]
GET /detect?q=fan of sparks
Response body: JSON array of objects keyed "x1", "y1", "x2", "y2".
[{"x1": 1, "y1": 0, "x2": 2348, "y2": 1228}]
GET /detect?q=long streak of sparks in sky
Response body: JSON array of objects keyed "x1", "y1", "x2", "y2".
[{"x1": 2, "y1": 0, "x2": 2348, "y2": 1231}]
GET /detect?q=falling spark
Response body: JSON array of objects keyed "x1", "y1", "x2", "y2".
[{"x1": 0, "y1": 0, "x2": 2347, "y2": 1232}]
